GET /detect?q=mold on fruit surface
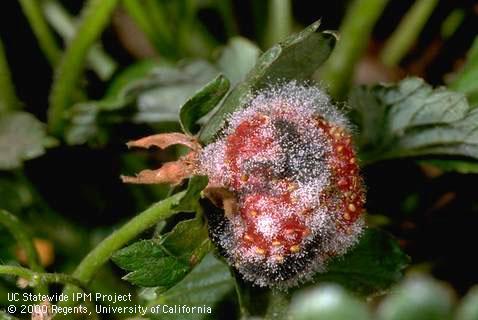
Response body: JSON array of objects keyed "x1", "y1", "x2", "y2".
[
  {"x1": 121, "y1": 81, "x2": 366, "y2": 289},
  {"x1": 199, "y1": 82, "x2": 365, "y2": 288}
]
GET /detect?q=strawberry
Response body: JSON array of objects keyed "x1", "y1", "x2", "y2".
[
  {"x1": 200, "y1": 82, "x2": 365, "y2": 288},
  {"x1": 122, "y1": 82, "x2": 365, "y2": 288}
]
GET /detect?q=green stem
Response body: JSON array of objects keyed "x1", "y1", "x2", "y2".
[
  {"x1": 72, "y1": 191, "x2": 184, "y2": 282},
  {"x1": 177, "y1": 0, "x2": 197, "y2": 56},
  {"x1": 320, "y1": 0, "x2": 389, "y2": 99},
  {"x1": 144, "y1": 0, "x2": 177, "y2": 55},
  {"x1": 231, "y1": 270, "x2": 272, "y2": 318},
  {"x1": 18, "y1": 0, "x2": 61, "y2": 66},
  {"x1": 175, "y1": 0, "x2": 216, "y2": 58},
  {"x1": 122, "y1": 0, "x2": 173, "y2": 57},
  {"x1": 42, "y1": 0, "x2": 117, "y2": 81},
  {"x1": 144, "y1": 0, "x2": 173, "y2": 39},
  {"x1": 12, "y1": 171, "x2": 91, "y2": 256},
  {"x1": 48, "y1": 0, "x2": 119, "y2": 136},
  {"x1": 450, "y1": 36, "x2": 478, "y2": 96},
  {"x1": 53, "y1": 191, "x2": 185, "y2": 315},
  {"x1": 251, "y1": 1, "x2": 268, "y2": 44},
  {"x1": 441, "y1": 9, "x2": 464, "y2": 39},
  {"x1": 0, "y1": 265, "x2": 86, "y2": 291},
  {"x1": 0, "y1": 210, "x2": 46, "y2": 294},
  {"x1": 264, "y1": 0, "x2": 293, "y2": 49},
  {"x1": 121, "y1": 0, "x2": 157, "y2": 46},
  {"x1": 0, "y1": 38, "x2": 20, "y2": 113},
  {"x1": 216, "y1": 0, "x2": 239, "y2": 38},
  {"x1": 380, "y1": 0, "x2": 439, "y2": 66},
  {"x1": 233, "y1": 276, "x2": 249, "y2": 318}
]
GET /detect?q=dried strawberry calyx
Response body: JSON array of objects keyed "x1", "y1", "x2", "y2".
[{"x1": 120, "y1": 133, "x2": 202, "y2": 186}]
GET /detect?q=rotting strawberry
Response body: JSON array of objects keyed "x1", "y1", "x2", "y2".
[{"x1": 122, "y1": 81, "x2": 365, "y2": 289}]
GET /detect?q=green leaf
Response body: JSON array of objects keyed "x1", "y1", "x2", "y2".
[
  {"x1": 111, "y1": 239, "x2": 165, "y2": 271},
  {"x1": 0, "y1": 174, "x2": 34, "y2": 213},
  {"x1": 450, "y1": 36, "x2": 478, "y2": 106},
  {"x1": 315, "y1": 229, "x2": 409, "y2": 296},
  {"x1": 65, "y1": 38, "x2": 259, "y2": 145},
  {"x1": 0, "y1": 227, "x2": 16, "y2": 264},
  {"x1": 111, "y1": 175, "x2": 208, "y2": 288},
  {"x1": 290, "y1": 285, "x2": 371, "y2": 320},
  {"x1": 65, "y1": 60, "x2": 219, "y2": 145},
  {"x1": 0, "y1": 311, "x2": 20, "y2": 320},
  {"x1": 265, "y1": 291, "x2": 292, "y2": 320},
  {"x1": 377, "y1": 274, "x2": 454, "y2": 320},
  {"x1": 232, "y1": 272, "x2": 275, "y2": 318},
  {"x1": 146, "y1": 253, "x2": 235, "y2": 320},
  {"x1": 172, "y1": 175, "x2": 208, "y2": 212},
  {"x1": 104, "y1": 60, "x2": 158, "y2": 99},
  {"x1": 159, "y1": 218, "x2": 209, "y2": 262},
  {"x1": 349, "y1": 77, "x2": 478, "y2": 165},
  {"x1": 456, "y1": 286, "x2": 478, "y2": 320},
  {"x1": 179, "y1": 74, "x2": 230, "y2": 136},
  {"x1": 217, "y1": 37, "x2": 261, "y2": 86},
  {"x1": 0, "y1": 111, "x2": 51, "y2": 169},
  {"x1": 123, "y1": 256, "x2": 190, "y2": 288},
  {"x1": 112, "y1": 217, "x2": 210, "y2": 288},
  {"x1": 199, "y1": 20, "x2": 337, "y2": 144}
]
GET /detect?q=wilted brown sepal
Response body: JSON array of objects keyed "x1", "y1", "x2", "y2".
[
  {"x1": 122, "y1": 133, "x2": 201, "y2": 186},
  {"x1": 126, "y1": 133, "x2": 200, "y2": 151},
  {"x1": 121, "y1": 152, "x2": 198, "y2": 186}
]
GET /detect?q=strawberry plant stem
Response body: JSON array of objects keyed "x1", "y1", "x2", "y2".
[
  {"x1": 321, "y1": 0, "x2": 389, "y2": 99},
  {"x1": 216, "y1": 0, "x2": 239, "y2": 38},
  {"x1": 42, "y1": 0, "x2": 117, "y2": 81},
  {"x1": 18, "y1": 0, "x2": 61, "y2": 66},
  {"x1": 380, "y1": 0, "x2": 439, "y2": 66},
  {"x1": 0, "y1": 265, "x2": 86, "y2": 291},
  {"x1": 0, "y1": 38, "x2": 20, "y2": 113},
  {"x1": 72, "y1": 191, "x2": 184, "y2": 283},
  {"x1": 121, "y1": 0, "x2": 171, "y2": 57},
  {"x1": 264, "y1": 0, "x2": 292, "y2": 49},
  {"x1": 55, "y1": 192, "x2": 185, "y2": 316},
  {"x1": 48, "y1": 0, "x2": 119, "y2": 136},
  {"x1": 0, "y1": 210, "x2": 47, "y2": 294}
]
